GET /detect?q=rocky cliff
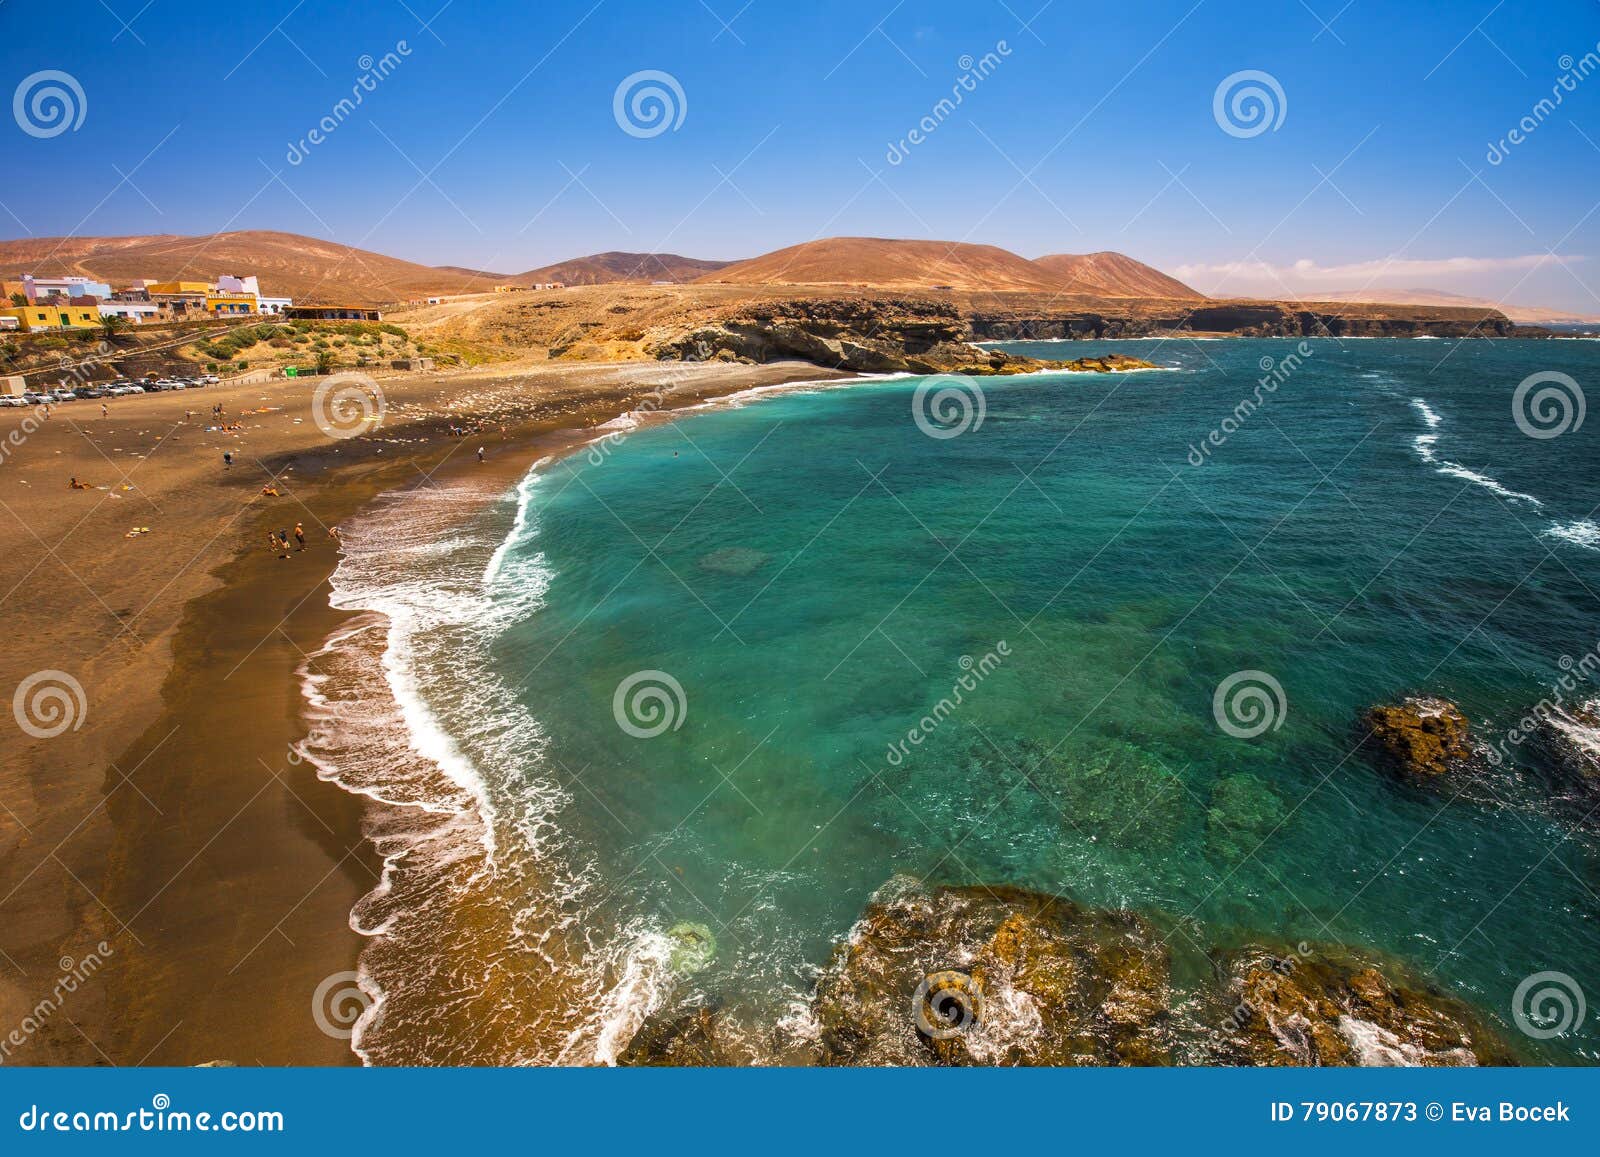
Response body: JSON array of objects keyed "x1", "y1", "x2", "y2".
[{"x1": 641, "y1": 291, "x2": 1532, "y2": 374}]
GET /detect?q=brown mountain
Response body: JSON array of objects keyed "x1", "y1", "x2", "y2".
[
  {"x1": 519, "y1": 251, "x2": 737, "y2": 285},
  {"x1": 0, "y1": 230, "x2": 504, "y2": 305},
  {"x1": 702, "y1": 237, "x2": 1068, "y2": 293},
  {"x1": 1300, "y1": 287, "x2": 1599, "y2": 326},
  {"x1": 702, "y1": 236, "x2": 1200, "y2": 299},
  {"x1": 1034, "y1": 251, "x2": 1203, "y2": 299},
  {"x1": 434, "y1": 263, "x2": 515, "y2": 280}
]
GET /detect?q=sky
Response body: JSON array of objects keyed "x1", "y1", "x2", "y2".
[{"x1": 3, "y1": 0, "x2": 1599, "y2": 311}]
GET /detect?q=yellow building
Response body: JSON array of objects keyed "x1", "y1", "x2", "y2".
[
  {"x1": 0, "y1": 304, "x2": 102, "y2": 332},
  {"x1": 206, "y1": 292, "x2": 258, "y2": 316},
  {"x1": 144, "y1": 280, "x2": 211, "y2": 295}
]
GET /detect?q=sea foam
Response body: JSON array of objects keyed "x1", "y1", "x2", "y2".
[{"x1": 1409, "y1": 398, "x2": 1543, "y2": 507}]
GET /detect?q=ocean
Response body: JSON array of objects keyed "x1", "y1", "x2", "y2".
[{"x1": 301, "y1": 337, "x2": 1600, "y2": 1065}]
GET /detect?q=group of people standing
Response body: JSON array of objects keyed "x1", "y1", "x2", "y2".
[{"x1": 267, "y1": 523, "x2": 307, "y2": 559}]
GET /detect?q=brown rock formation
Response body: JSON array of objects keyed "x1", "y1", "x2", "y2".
[
  {"x1": 1361, "y1": 696, "x2": 1477, "y2": 780},
  {"x1": 811, "y1": 879, "x2": 1173, "y2": 1066},
  {"x1": 1210, "y1": 946, "x2": 1514, "y2": 1066}
]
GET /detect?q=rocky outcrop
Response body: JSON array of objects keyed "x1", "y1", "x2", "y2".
[
  {"x1": 1061, "y1": 354, "x2": 1159, "y2": 373},
  {"x1": 1209, "y1": 946, "x2": 1514, "y2": 1066},
  {"x1": 617, "y1": 1006, "x2": 739, "y2": 1066},
  {"x1": 966, "y1": 305, "x2": 1525, "y2": 341},
  {"x1": 804, "y1": 878, "x2": 1516, "y2": 1068},
  {"x1": 646, "y1": 297, "x2": 1157, "y2": 375},
  {"x1": 614, "y1": 878, "x2": 1519, "y2": 1066},
  {"x1": 811, "y1": 878, "x2": 1173, "y2": 1066},
  {"x1": 1360, "y1": 696, "x2": 1478, "y2": 781},
  {"x1": 639, "y1": 288, "x2": 1526, "y2": 373}
]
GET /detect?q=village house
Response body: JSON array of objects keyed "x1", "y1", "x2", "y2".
[
  {"x1": 0, "y1": 302, "x2": 102, "y2": 332},
  {"x1": 3, "y1": 270, "x2": 295, "y2": 323}
]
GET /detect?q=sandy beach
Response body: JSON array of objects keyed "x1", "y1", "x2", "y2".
[{"x1": 0, "y1": 357, "x2": 850, "y2": 1066}]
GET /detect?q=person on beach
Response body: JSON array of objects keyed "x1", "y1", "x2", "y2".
[
  {"x1": 223, "y1": 450, "x2": 233, "y2": 468},
  {"x1": 69, "y1": 477, "x2": 88, "y2": 489},
  {"x1": 277, "y1": 530, "x2": 292, "y2": 557},
  {"x1": 477, "y1": 446, "x2": 485, "y2": 463},
  {"x1": 101, "y1": 403, "x2": 108, "y2": 418},
  {"x1": 327, "y1": 525, "x2": 341, "y2": 543},
  {"x1": 268, "y1": 531, "x2": 287, "y2": 558},
  {"x1": 293, "y1": 522, "x2": 306, "y2": 551}
]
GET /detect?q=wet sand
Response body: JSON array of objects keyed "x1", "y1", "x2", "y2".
[{"x1": 0, "y1": 358, "x2": 849, "y2": 1065}]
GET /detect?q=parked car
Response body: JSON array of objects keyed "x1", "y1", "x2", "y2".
[
  {"x1": 48, "y1": 389, "x2": 76, "y2": 402},
  {"x1": 23, "y1": 392, "x2": 51, "y2": 406},
  {"x1": 0, "y1": 395, "x2": 25, "y2": 408}
]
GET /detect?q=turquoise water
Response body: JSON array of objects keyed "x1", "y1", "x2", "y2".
[{"x1": 476, "y1": 338, "x2": 1599, "y2": 1061}]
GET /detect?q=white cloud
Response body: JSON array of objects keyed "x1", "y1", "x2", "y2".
[{"x1": 1175, "y1": 253, "x2": 1585, "y2": 294}]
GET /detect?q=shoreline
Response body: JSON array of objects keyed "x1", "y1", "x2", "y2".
[
  {"x1": 315, "y1": 365, "x2": 880, "y2": 1065},
  {"x1": 0, "y1": 358, "x2": 852, "y2": 1066}
]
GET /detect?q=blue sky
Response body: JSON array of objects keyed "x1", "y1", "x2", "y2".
[{"x1": 3, "y1": 0, "x2": 1598, "y2": 310}]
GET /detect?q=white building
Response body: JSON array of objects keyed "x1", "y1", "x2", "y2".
[
  {"x1": 98, "y1": 301, "x2": 161, "y2": 323},
  {"x1": 214, "y1": 274, "x2": 261, "y2": 296},
  {"x1": 24, "y1": 274, "x2": 111, "y2": 301},
  {"x1": 257, "y1": 295, "x2": 293, "y2": 315}
]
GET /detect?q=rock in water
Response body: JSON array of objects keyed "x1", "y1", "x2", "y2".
[
  {"x1": 1209, "y1": 946, "x2": 1514, "y2": 1066},
  {"x1": 1061, "y1": 354, "x2": 1158, "y2": 373},
  {"x1": 1360, "y1": 696, "x2": 1476, "y2": 780},
  {"x1": 1053, "y1": 741, "x2": 1187, "y2": 848},
  {"x1": 1205, "y1": 773, "x2": 1286, "y2": 862},
  {"x1": 617, "y1": 1006, "x2": 736, "y2": 1066},
  {"x1": 812, "y1": 877, "x2": 1172, "y2": 1065},
  {"x1": 697, "y1": 546, "x2": 769, "y2": 576},
  {"x1": 666, "y1": 922, "x2": 717, "y2": 975},
  {"x1": 1528, "y1": 698, "x2": 1600, "y2": 806}
]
